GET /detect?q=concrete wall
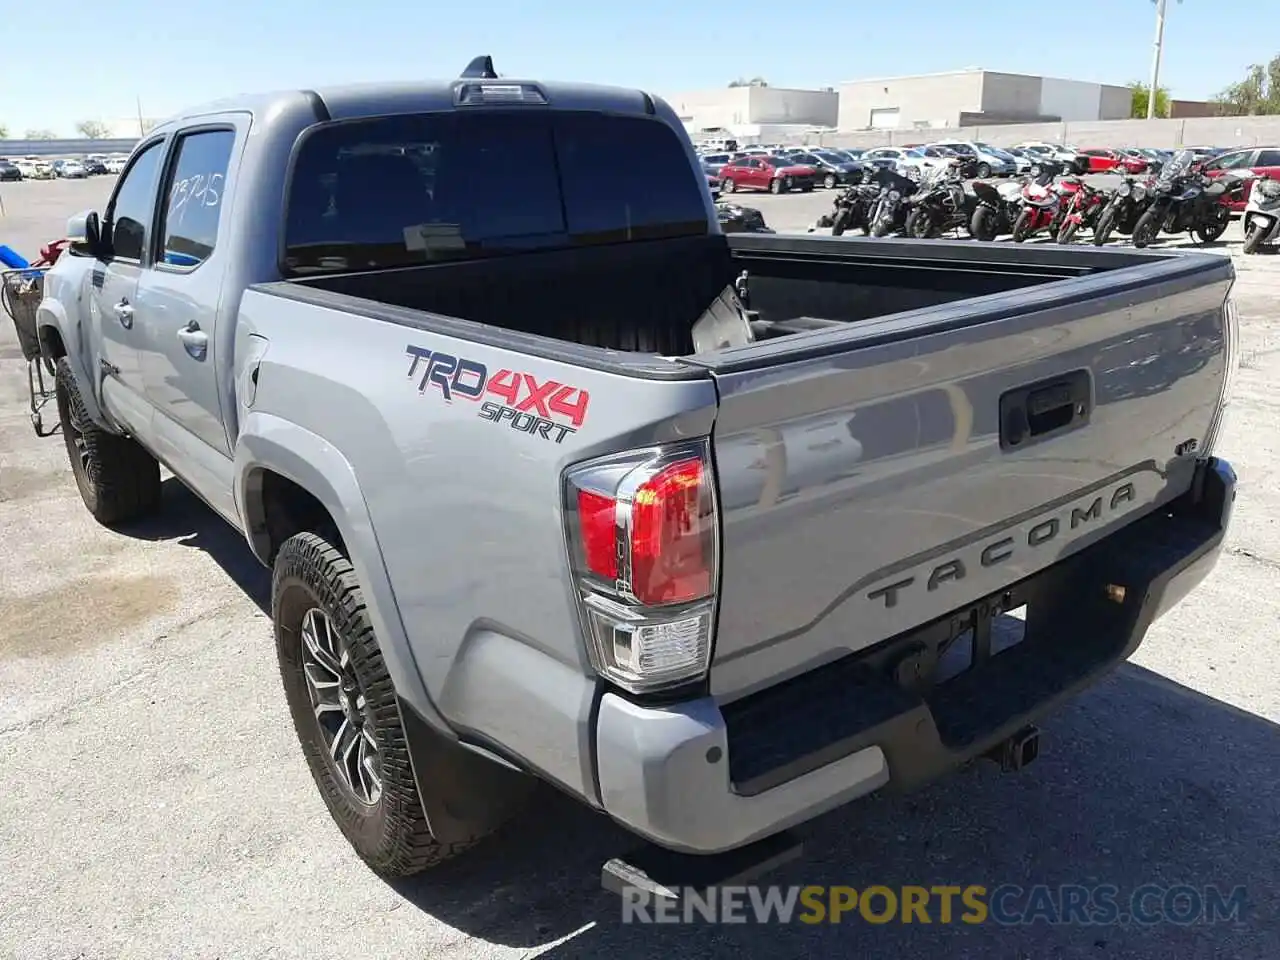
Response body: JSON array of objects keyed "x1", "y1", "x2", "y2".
[
  {"x1": 668, "y1": 86, "x2": 836, "y2": 132},
  {"x1": 837, "y1": 71, "x2": 984, "y2": 131},
  {"x1": 774, "y1": 114, "x2": 1280, "y2": 151},
  {"x1": 0, "y1": 138, "x2": 139, "y2": 159}
]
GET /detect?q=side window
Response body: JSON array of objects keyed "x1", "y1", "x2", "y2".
[
  {"x1": 157, "y1": 129, "x2": 236, "y2": 268},
  {"x1": 1255, "y1": 149, "x2": 1280, "y2": 167},
  {"x1": 1210, "y1": 151, "x2": 1250, "y2": 170},
  {"x1": 106, "y1": 142, "x2": 165, "y2": 262}
]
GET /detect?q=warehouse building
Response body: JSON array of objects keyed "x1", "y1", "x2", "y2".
[
  {"x1": 836, "y1": 69, "x2": 1132, "y2": 132},
  {"x1": 666, "y1": 83, "x2": 839, "y2": 143}
]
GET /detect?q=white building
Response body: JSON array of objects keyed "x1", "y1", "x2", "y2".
[
  {"x1": 836, "y1": 70, "x2": 1132, "y2": 132},
  {"x1": 665, "y1": 84, "x2": 839, "y2": 143}
]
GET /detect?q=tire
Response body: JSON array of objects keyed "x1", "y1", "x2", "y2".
[
  {"x1": 975, "y1": 163, "x2": 991, "y2": 180},
  {"x1": 905, "y1": 207, "x2": 937, "y2": 239},
  {"x1": 1092, "y1": 207, "x2": 1117, "y2": 246},
  {"x1": 273, "y1": 532, "x2": 481, "y2": 877},
  {"x1": 801, "y1": 183, "x2": 814, "y2": 192},
  {"x1": 770, "y1": 177, "x2": 786, "y2": 195},
  {"x1": 823, "y1": 173, "x2": 837, "y2": 190},
  {"x1": 1195, "y1": 210, "x2": 1230, "y2": 244},
  {"x1": 970, "y1": 205, "x2": 998, "y2": 241},
  {"x1": 1243, "y1": 221, "x2": 1265, "y2": 255},
  {"x1": 1057, "y1": 220, "x2": 1080, "y2": 245},
  {"x1": 721, "y1": 178, "x2": 735, "y2": 194},
  {"x1": 831, "y1": 208, "x2": 852, "y2": 237},
  {"x1": 1132, "y1": 207, "x2": 1162, "y2": 249},
  {"x1": 54, "y1": 358, "x2": 161, "y2": 526},
  {"x1": 1011, "y1": 208, "x2": 1034, "y2": 243}
]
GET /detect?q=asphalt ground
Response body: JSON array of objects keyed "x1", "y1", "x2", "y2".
[{"x1": 1, "y1": 176, "x2": 1278, "y2": 960}]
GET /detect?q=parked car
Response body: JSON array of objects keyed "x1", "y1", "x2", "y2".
[
  {"x1": 1012, "y1": 142, "x2": 1089, "y2": 175},
  {"x1": 784, "y1": 149, "x2": 864, "y2": 189},
  {"x1": 925, "y1": 140, "x2": 1015, "y2": 178},
  {"x1": 719, "y1": 153, "x2": 818, "y2": 194},
  {"x1": 0, "y1": 159, "x2": 22, "y2": 181},
  {"x1": 861, "y1": 147, "x2": 945, "y2": 179},
  {"x1": 36, "y1": 59, "x2": 1238, "y2": 889},
  {"x1": 104, "y1": 155, "x2": 128, "y2": 174},
  {"x1": 1198, "y1": 146, "x2": 1280, "y2": 212},
  {"x1": 698, "y1": 152, "x2": 737, "y2": 176},
  {"x1": 1002, "y1": 147, "x2": 1036, "y2": 175},
  {"x1": 15, "y1": 158, "x2": 54, "y2": 180},
  {"x1": 1080, "y1": 148, "x2": 1147, "y2": 174},
  {"x1": 82, "y1": 156, "x2": 109, "y2": 175},
  {"x1": 828, "y1": 148, "x2": 864, "y2": 163},
  {"x1": 52, "y1": 159, "x2": 88, "y2": 179}
]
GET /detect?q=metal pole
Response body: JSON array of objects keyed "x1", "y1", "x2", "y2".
[
  {"x1": 137, "y1": 96, "x2": 145, "y2": 137},
  {"x1": 1147, "y1": 0, "x2": 1167, "y2": 120}
]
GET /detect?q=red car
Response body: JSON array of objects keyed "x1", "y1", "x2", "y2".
[
  {"x1": 1199, "y1": 146, "x2": 1280, "y2": 212},
  {"x1": 1080, "y1": 148, "x2": 1148, "y2": 174},
  {"x1": 718, "y1": 154, "x2": 818, "y2": 195}
]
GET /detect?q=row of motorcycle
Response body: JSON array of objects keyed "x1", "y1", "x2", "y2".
[{"x1": 818, "y1": 149, "x2": 1275, "y2": 251}]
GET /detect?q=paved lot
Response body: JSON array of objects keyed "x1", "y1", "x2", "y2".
[{"x1": 1, "y1": 178, "x2": 1278, "y2": 960}]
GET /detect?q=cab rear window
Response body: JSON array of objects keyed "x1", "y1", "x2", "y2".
[{"x1": 283, "y1": 110, "x2": 708, "y2": 274}]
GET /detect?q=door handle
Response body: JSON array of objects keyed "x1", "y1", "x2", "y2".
[
  {"x1": 177, "y1": 320, "x2": 208, "y2": 360},
  {"x1": 113, "y1": 299, "x2": 134, "y2": 329}
]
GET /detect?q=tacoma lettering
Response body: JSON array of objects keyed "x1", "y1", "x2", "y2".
[{"x1": 866, "y1": 482, "x2": 1138, "y2": 609}]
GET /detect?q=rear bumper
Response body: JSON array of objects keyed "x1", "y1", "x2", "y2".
[{"x1": 595, "y1": 457, "x2": 1235, "y2": 854}]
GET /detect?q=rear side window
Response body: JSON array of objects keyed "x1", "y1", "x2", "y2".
[
  {"x1": 158, "y1": 129, "x2": 236, "y2": 268},
  {"x1": 1256, "y1": 149, "x2": 1280, "y2": 167},
  {"x1": 283, "y1": 110, "x2": 707, "y2": 274}
]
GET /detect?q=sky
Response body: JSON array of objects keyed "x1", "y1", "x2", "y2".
[{"x1": 0, "y1": 0, "x2": 1272, "y2": 137}]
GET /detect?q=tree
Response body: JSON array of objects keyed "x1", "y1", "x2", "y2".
[
  {"x1": 728, "y1": 76, "x2": 768, "y2": 88},
  {"x1": 25, "y1": 129, "x2": 57, "y2": 140},
  {"x1": 1214, "y1": 54, "x2": 1280, "y2": 115},
  {"x1": 76, "y1": 119, "x2": 110, "y2": 139},
  {"x1": 0, "y1": 123, "x2": 8, "y2": 139},
  {"x1": 1128, "y1": 81, "x2": 1170, "y2": 119}
]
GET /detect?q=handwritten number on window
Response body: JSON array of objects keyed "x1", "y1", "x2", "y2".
[{"x1": 169, "y1": 172, "x2": 224, "y2": 227}]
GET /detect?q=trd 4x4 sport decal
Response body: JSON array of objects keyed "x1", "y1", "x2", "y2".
[{"x1": 405, "y1": 344, "x2": 591, "y2": 444}]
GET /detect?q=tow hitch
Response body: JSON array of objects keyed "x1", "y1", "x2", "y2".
[{"x1": 985, "y1": 724, "x2": 1041, "y2": 772}]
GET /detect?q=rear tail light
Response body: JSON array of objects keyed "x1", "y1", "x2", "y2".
[{"x1": 563, "y1": 440, "x2": 719, "y2": 694}]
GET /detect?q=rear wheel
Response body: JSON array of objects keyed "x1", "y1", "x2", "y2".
[
  {"x1": 831, "y1": 208, "x2": 852, "y2": 237},
  {"x1": 54, "y1": 358, "x2": 161, "y2": 526},
  {"x1": 1195, "y1": 208, "x2": 1230, "y2": 244},
  {"x1": 1243, "y1": 220, "x2": 1266, "y2": 254},
  {"x1": 970, "y1": 205, "x2": 999, "y2": 241},
  {"x1": 1011, "y1": 208, "x2": 1034, "y2": 243},
  {"x1": 905, "y1": 207, "x2": 937, "y2": 239},
  {"x1": 823, "y1": 173, "x2": 837, "y2": 189},
  {"x1": 1092, "y1": 208, "x2": 1117, "y2": 246},
  {"x1": 1056, "y1": 220, "x2": 1080, "y2": 245},
  {"x1": 1132, "y1": 207, "x2": 1162, "y2": 249},
  {"x1": 273, "y1": 532, "x2": 485, "y2": 876},
  {"x1": 975, "y1": 162, "x2": 992, "y2": 180},
  {"x1": 721, "y1": 178, "x2": 735, "y2": 194}
]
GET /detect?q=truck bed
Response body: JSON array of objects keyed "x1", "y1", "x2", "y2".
[
  {"x1": 275, "y1": 234, "x2": 1144, "y2": 356},
  {"x1": 254, "y1": 234, "x2": 1233, "y2": 707}
]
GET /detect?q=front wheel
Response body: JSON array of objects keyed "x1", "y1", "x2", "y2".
[
  {"x1": 1056, "y1": 219, "x2": 1080, "y2": 245},
  {"x1": 823, "y1": 173, "x2": 838, "y2": 190},
  {"x1": 1092, "y1": 207, "x2": 1118, "y2": 246},
  {"x1": 721, "y1": 178, "x2": 735, "y2": 194},
  {"x1": 1195, "y1": 209, "x2": 1231, "y2": 244},
  {"x1": 975, "y1": 163, "x2": 991, "y2": 180},
  {"x1": 1132, "y1": 207, "x2": 1162, "y2": 249},
  {"x1": 54, "y1": 358, "x2": 161, "y2": 526},
  {"x1": 273, "y1": 533, "x2": 489, "y2": 876},
  {"x1": 1011, "y1": 208, "x2": 1034, "y2": 243},
  {"x1": 871, "y1": 212, "x2": 893, "y2": 237},
  {"x1": 770, "y1": 178, "x2": 786, "y2": 195},
  {"x1": 905, "y1": 207, "x2": 937, "y2": 239},
  {"x1": 831, "y1": 208, "x2": 852, "y2": 237},
  {"x1": 1243, "y1": 221, "x2": 1266, "y2": 255}
]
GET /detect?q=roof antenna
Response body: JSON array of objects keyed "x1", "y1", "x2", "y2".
[{"x1": 460, "y1": 56, "x2": 498, "y2": 80}]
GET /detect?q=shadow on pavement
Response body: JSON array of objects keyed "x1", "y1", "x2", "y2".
[
  {"x1": 115, "y1": 476, "x2": 271, "y2": 611},
  {"x1": 390, "y1": 665, "x2": 1280, "y2": 960}
]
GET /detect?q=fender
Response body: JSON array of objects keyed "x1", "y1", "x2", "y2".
[
  {"x1": 234, "y1": 412, "x2": 528, "y2": 843},
  {"x1": 36, "y1": 267, "x2": 126, "y2": 433}
]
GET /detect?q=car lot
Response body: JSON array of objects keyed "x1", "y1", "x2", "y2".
[{"x1": 2, "y1": 177, "x2": 1279, "y2": 959}]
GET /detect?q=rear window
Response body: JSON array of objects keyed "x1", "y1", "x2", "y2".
[{"x1": 283, "y1": 110, "x2": 708, "y2": 274}]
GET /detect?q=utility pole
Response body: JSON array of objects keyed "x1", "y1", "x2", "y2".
[
  {"x1": 1147, "y1": 0, "x2": 1168, "y2": 119},
  {"x1": 136, "y1": 96, "x2": 145, "y2": 137}
]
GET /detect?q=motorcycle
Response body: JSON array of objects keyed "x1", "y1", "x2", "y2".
[
  {"x1": 1242, "y1": 173, "x2": 1280, "y2": 254},
  {"x1": 1091, "y1": 174, "x2": 1155, "y2": 245},
  {"x1": 867, "y1": 166, "x2": 920, "y2": 237},
  {"x1": 827, "y1": 181, "x2": 882, "y2": 236},
  {"x1": 1055, "y1": 179, "x2": 1108, "y2": 244},
  {"x1": 969, "y1": 178, "x2": 1027, "y2": 240},
  {"x1": 902, "y1": 158, "x2": 981, "y2": 239},
  {"x1": 1011, "y1": 174, "x2": 1065, "y2": 242},
  {"x1": 1132, "y1": 149, "x2": 1243, "y2": 248}
]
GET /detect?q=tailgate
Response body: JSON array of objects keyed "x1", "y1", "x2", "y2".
[{"x1": 690, "y1": 254, "x2": 1233, "y2": 702}]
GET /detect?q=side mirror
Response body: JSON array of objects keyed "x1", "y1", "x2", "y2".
[{"x1": 67, "y1": 210, "x2": 103, "y2": 258}]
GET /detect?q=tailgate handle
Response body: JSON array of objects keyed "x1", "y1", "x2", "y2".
[{"x1": 1000, "y1": 370, "x2": 1092, "y2": 450}]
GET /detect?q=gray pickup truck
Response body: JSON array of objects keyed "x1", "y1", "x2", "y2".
[{"x1": 35, "y1": 57, "x2": 1239, "y2": 886}]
